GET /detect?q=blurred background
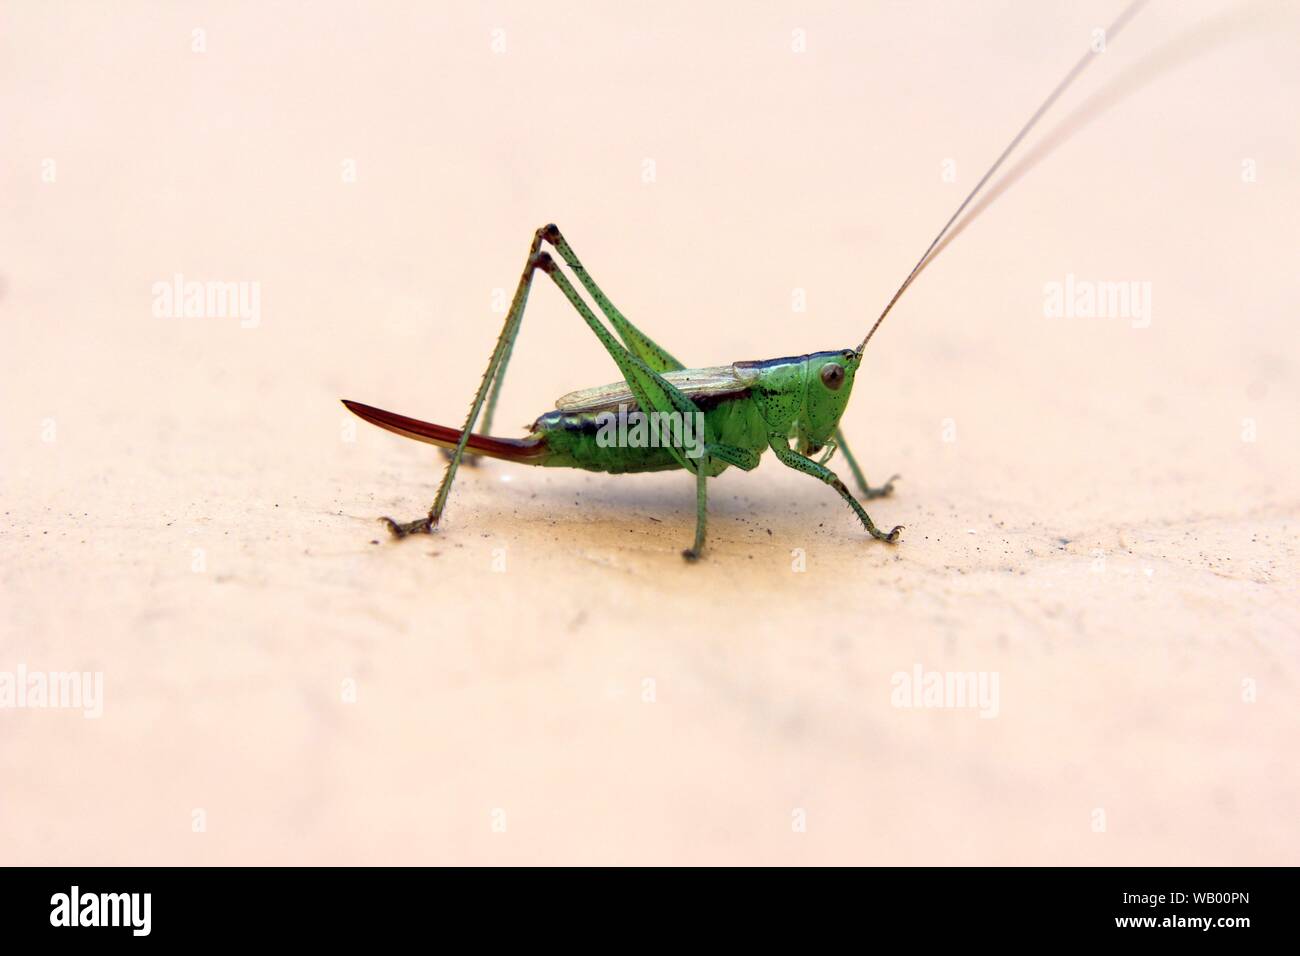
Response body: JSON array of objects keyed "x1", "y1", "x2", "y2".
[{"x1": 1, "y1": 0, "x2": 1297, "y2": 864}]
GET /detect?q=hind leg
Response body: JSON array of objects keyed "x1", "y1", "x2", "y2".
[
  {"x1": 385, "y1": 226, "x2": 714, "y2": 546},
  {"x1": 383, "y1": 232, "x2": 547, "y2": 536}
]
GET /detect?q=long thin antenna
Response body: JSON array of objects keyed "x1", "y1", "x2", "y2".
[{"x1": 857, "y1": 0, "x2": 1149, "y2": 356}]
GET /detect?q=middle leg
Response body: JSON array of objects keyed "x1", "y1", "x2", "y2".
[{"x1": 682, "y1": 455, "x2": 710, "y2": 561}]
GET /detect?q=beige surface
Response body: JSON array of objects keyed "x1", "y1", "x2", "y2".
[{"x1": 2, "y1": 1, "x2": 1297, "y2": 865}]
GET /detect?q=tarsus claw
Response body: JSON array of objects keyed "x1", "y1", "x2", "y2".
[
  {"x1": 382, "y1": 517, "x2": 434, "y2": 538},
  {"x1": 440, "y1": 448, "x2": 479, "y2": 468},
  {"x1": 865, "y1": 474, "x2": 901, "y2": 499}
]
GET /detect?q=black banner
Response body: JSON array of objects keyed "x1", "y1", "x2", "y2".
[{"x1": 0, "y1": 866, "x2": 1283, "y2": 943}]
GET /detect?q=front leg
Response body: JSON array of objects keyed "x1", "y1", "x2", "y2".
[
  {"x1": 833, "y1": 428, "x2": 899, "y2": 499},
  {"x1": 770, "y1": 437, "x2": 902, "y2": 544}
]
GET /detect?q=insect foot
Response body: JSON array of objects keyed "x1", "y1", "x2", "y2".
[
  {"x1": 439, "y1": 447, "x2": 479, "y2": 468},
  {"x1": 381, "y1": 516, "x2": 435, "y2": 538},
  {"x1": 681, "y1": 548, "x2": 702, "y2": 562},
  {"x1": 875, "y1": 525, "x2": 904, "y2": 544},
  {"x1": 863, "y1": 474, "x2": 901, "y2": 500}
]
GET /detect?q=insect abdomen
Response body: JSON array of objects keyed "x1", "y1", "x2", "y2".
[
  {"x1": 530, "y1": 394, "x2": 768, "y2": 475},
  {"x1": 531, "y1": 410, "x2": 682, "y2": 473}
]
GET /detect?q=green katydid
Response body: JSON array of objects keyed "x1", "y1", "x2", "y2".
[{"x1": 344, "y1": 0, "x2": 1147, "y2": 560}]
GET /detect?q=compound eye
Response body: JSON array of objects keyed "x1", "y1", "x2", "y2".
[{"x1": 820, "y1": 363, "x2": 845, "y2": 390}]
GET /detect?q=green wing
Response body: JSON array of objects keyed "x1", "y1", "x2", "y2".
[{"x1": 555, "y1": 365, "x2": 748, "y2": 414}]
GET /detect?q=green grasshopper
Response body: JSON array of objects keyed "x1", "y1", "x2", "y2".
[{"x1": 345, "y1": 0, "x2": 1146, "y2": 559}]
